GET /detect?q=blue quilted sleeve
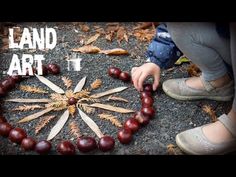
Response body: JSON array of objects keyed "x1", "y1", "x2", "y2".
[{"x1": 146, "y1": 23, "x2": 183, "y2": 69}]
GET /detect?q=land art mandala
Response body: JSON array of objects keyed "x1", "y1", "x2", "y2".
[{"x1": 0, "y1": 64, "x2": 155, "y2": 155}]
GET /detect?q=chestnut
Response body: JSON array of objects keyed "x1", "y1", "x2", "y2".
[
  {"x1": 141, "y1": 107, "x2": 155, "y2": 118},
  {"x1": 143, "y1": 83, "x2": 153, "y2": 92},
  {"x1": 35, "y1": 140, "x2": 52, "y2": 155},
  {"x1": 9, "y1": 128, "x2": 27, "y2": 144},
  {"x1": 47, "y1": 64, "x2": 60, "y2": 75},
  {"x1": 21, "y1": 137, "x2": 37, "y2": 151},
  {"x1": 134, "y1": 111, "x2": 150, "y2": 126},
  {"x1": 57, "y1": 141, "x2": 76, "y2": 155},
  {"x1": 0, "y1": 116, "x2": 7, "y2": 123},
  {"x1": 11, "y1": 74, "x2": 22, "y2": 83},
  {"x1": 117, "y1": 128, "x2": 133, "y2": 144},
  {"x1": 98, "y1": 136, "x2": 115, "y2": 152},
  {"x1": 119, "y1": 72, "x2": 131, "y2": 82},
  {"x1": 77, "y1": 136, "x2": 97, "y2": 153},
  {"x1": 140, "y1": 91, "x2": 152, "y2": 99},
  {"x1": 1, "y1": 77, "x2": 15, "y2": 90},
  {"x1": 124, "y1": 118, "x2": 140, "y2": 133},
  {"x1": 0, "y1": 85, "x2": 7, "y2": 97},
  {"x1": 0, "y1": 122, "x2": 13, "y2": 137},
  {"x1": 142, "y1": 97, "x2": 154, "y2": 107},
  {"x1": 108, "y1": 67, "x2": 121, "y2": 79},
  {"x1": 68, "y1": 97, "x2": 77, "y2": 105}
]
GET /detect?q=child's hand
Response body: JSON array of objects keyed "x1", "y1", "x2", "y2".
[{"x1": 131, "y1": 63, "x2": 160, "y2": 92}]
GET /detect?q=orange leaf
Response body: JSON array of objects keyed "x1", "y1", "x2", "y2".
[
  {"x1": 99, "y1": 48, "x2": 129, "y2": 55},
  {"x1": 71, "y1": 45, "x2": 101, "y2": 53},
  {"x1": 85, "y1": 33, "x2": 100, "y2": 45}
]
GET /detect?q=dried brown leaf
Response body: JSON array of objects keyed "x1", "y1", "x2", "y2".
[
  {"x1": 71, "y1": 45, "x2": 101, "y2": 53},
  {"x1": 20, "y1": 85, "x2": 48, "y2": 94},
  {"x1": 133, "y1": 27, "x2": 156, "y2": 42},
  {"x1": 202, "y1": 105, "x2": 217, "y2": 122},
  {"x1": 74, "y1": 89, "x2": 90, "y2": 99},
  {"x1": 90, "y1": 79, "x2": 102, "y2": 90},
  {"x1": 99, "y1": 48, "x2": 129, "y2": 55},
  {"x1": 69, "y1": 121, "x2": 81, "y2": 138},
  {"x1": 62, "y1": 76, "x2": 72, "y2": 89},
  {"x1": 117, "y1": 26, "x2": 128, "y2": 44},
  {"x1": 89, "y1": 103, "x2": 134, "y2": 113},
  {"x1": 80, "y1": 24, "x2": 90, "y2": 32},
  {"x1": 107, "y1": 95, "x2": 128, "y2": 103},
  {"x1": 133, "y1": 22, "x2": 156, "y2": 30},
  {"x1": 12, "y1": 105, "x2": 44, "y2": 112},
  {"x1": 85, "y1": 33, "x2": 100, "y2": 45},
  {"x1": 68, "y1": 105, "x2": 76, "y2": 117},
  {"x1": 167, "y1": 144, "x2": 183, "y2": 155},
  {"x1": 98, "y1": 113, "x2": 122, "y2": 128},
  {"x1": 35, "y1": 115, "x2": 56, "y2": 134},
  {"x1": 187, "y1": 64, "x2": 201, "y2": 77},
  {"x1": 105, "y1": 31, "x2": 115, "y2": 41}
]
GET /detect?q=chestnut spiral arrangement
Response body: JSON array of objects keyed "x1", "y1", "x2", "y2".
[
  {"x1": 0, "y1": 63, "x2": 60, "y2": 155},
  {"x1": 108, "y1": 66, "x2": 156, "y2": 145}
]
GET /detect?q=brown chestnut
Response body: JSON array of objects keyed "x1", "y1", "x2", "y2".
[
  {"x1": 57, "y1": 141, "x2": 76, "y2": 155},
  {"x1": 117, "y1": 128, "x2": 133, "y2": 144},
  {"x1": 8, "y1": 128, "x2": 27, "y2": 144},
  {"x1": 124, "y1": 118, "x2": 140, "y2": 133},
  {"x1": 108, "y1": 67, "x2": 121, "y2": 79},
  {"x1": 141, "y1": 107, "x2": 155, "y2": 118},
  {"x1": 77, "y1": 136, "x2": 97, "y2": 153},
  {"x1": 35, "y1": 140, "x2": 52, "y2": 155},
  {"x1": 21, "y1": 137, "x2": 37, "y2": 151},
  {"x1": 0, "y1": 122, "x2": 13, "y2": 137},
  {"x1": 98, "y1": 136, "x2": 115, "y2": 152},
  {"x1": 119, "y1": 72, "x2": 131, "y2": 82}
]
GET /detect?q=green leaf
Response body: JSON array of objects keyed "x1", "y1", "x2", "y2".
[{"x1": 175, "y1": 56, "x2": 190, "y2": 65}]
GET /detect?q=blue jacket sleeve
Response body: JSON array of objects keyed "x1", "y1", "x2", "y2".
[{"x1": 146, "y1": 23, "x2": 183, "y2": 69}]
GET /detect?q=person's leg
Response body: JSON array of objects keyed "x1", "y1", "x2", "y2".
[{"x1": 162, "y1": 22, "x2": 234, "y2": 101}]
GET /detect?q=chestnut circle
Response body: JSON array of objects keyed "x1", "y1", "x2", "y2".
[{"x1": 108, "y1": 66, "x2": 156, "y2": 145}]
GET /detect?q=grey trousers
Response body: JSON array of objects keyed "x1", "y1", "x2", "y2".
[{"x1": 166, "y1": 22, "x2": 236, "y2": 112}]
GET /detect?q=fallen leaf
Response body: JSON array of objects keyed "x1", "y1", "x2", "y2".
[
  {"x1": 202, "y1": 105, "x2": 218, "y2": 122},
  {"x1": 71, "y1": 45, "x2": 101, "y2": 53},
  {"x1": 68, "y1": 105, "x2": 76, "y2": 117},
  {"x1": 18, "y1": 107, "x2": 54, "y2": 123},
  {"x1": 117, "y1": 26, "x2": 127, "y2": 44},
  {"x1": 133, "y1": 22, "x2": 157, "y2": 30},
  {"x1": 90, "y1": 86, "x2": 128, "y2": 99},
  {"x1": 89, "y1": 103, "x2": 134, "y2": 113},
  {"x1": 80, "y1": 24, "x2": 90, "y2": 32},
  {"x1": 187, "y1": 64, "x2": 201, "y2": 77},
  {"x1": 78, "y1": 108, "x2": 104, "y2": 138},
  {"x1": 90, "y1": 79, "x2": 102, "y2": 90},
  {"x1": 85, "y1": 33, "x2": 100, "y2": 45},
  {"x1": 175, "y1": 56, "x2": 190, "y2": 65},
  {"x1": 99, "y1": 48, "x2": 129, "y2": 55},
  {"x1": 78, "y1": 103, "x2": 95, "y2": 114},
  {"x1": 107, "y1": 95, "x2": 128, "y2": 103}
]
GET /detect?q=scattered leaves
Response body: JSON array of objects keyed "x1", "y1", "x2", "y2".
[
  {"x1": 133, "y1": 26, "x2": 156, "y2": 42},
  {"x1": 35, "y1": 115, "x2": 56, "y2": 135},
  {"x1": 71, "y1": 45, "x2": 101, "y2": 53},
  {"x1": 98, "y1": 113, "x2": 122, "y2": 128},
  {"x1": 133, "y1": 22, "x2": 157, "y2": 30},
  {"x1": 68, "y1": 105, "x2": 76, "y2": 117},
  {"x1": 90, "y1": 79, "x2": 102, "y2": 90},
  {"x1": 99, "y1": 48, "x2": 129, "y2": 55},
  {"x1": 12, "y1": 105, "x2": 44, "y2": 111},
  {"x1": 89, "y1": 103, "x2": 134, "y2": 113},
  {"x1": 187, "y1": 64, "x2": 201, "y2": 77},
  {"x1": 117, "y1": 26, "x2": 128, "y2": 44},
  {"x1": 62, "y1": 77, "x2": 72, "y2": 89},
  {"x1": 69, "y1": 121, "x2": 81, "y2": 138},
  {"x1": 107, "y1": 95, "x2": 128, "y2": 103},
  {"x1": 20, "y1": 85, "x2": 48, "y2": 94},
  {"x1": 202, "y1": 105, "x2": 218, "y2": 122},
  {"x1": 85, "y1": 33, "x2": 100, "y2": 45}
]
